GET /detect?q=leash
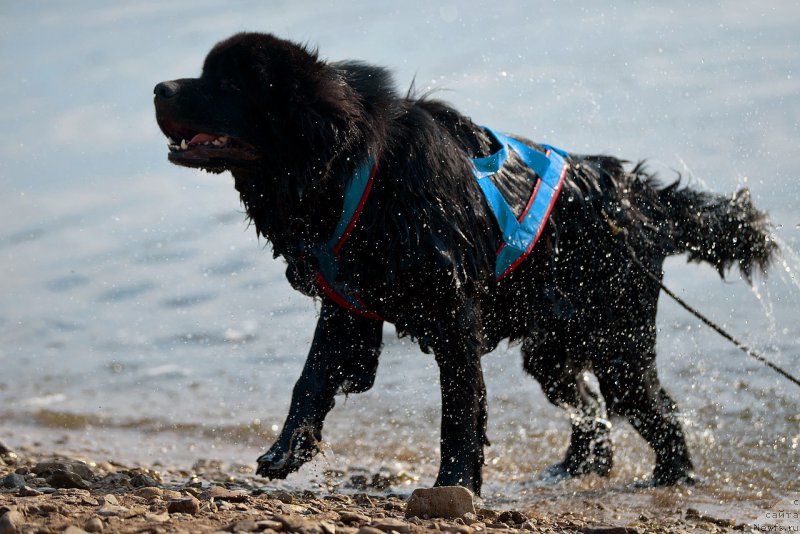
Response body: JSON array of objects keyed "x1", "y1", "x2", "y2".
[{"x1": 621, "y1": 240, "x2": 800, "y2": 388}]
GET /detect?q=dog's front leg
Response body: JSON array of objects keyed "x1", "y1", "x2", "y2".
[
  {"x1": 433, "y1": 341, "x2": 488, "y2": 495},
  {"x1": 256, "y1": 302, "x2": 383, "y2": 479}
]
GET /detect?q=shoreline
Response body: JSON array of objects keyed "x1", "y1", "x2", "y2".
[{"x1": 0, "y1": 443, "x2": 747, "y2": 533}]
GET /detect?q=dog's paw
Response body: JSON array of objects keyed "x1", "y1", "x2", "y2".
[
  {"x1": 255, "y1": 426, "x2": 321, "y2": 479},
  {"x1": 539, "y1": 453, "x2": 613, "y2": 484},
  {"x1": 255, "y1": 450, "x2": 302, "y2": 479},
  {"x1": 538, "y1": 462, "x2": 573, "y2": 483},
  {"x1": 649, "y1": 457, "x2": 697, "y2": 487},
  {"x1": 651, "y1": 468, "x2": 698, "y2": 487}
]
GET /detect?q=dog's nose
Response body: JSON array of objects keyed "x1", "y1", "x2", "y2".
[{"x1": 154, "y1": 81, "x2": 180, "y2": 99}]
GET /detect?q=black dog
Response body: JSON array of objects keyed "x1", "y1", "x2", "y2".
[{"x1": 154, "y1": 32, "x2": 776, "y2": 494}]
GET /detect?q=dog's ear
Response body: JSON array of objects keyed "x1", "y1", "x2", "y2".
[{"x1": 249, "y1": 45, "x2": 362, "y2": 148}]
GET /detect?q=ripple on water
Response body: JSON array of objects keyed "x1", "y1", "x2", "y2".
[{"x1": 159, "y1": 293, "x2": 215, "y2": 309}]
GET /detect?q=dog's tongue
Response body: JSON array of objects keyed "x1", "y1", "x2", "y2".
[{"x1": 189, "y1": 133, "x2": 218, "y2": 145}]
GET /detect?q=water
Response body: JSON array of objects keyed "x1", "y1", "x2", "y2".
[{"x1": 1, "y1": 0, "x2": 798, "y2": 525}]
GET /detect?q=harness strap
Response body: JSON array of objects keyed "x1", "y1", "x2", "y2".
[
  {"x1": 313, "y1": 155, "x2": 384, "y2": 321},
  {"x1": 473, "y1": 127, "x2": 569, "y2": 280}
]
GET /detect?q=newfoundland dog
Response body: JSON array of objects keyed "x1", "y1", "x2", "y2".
[{"x1": 154, "y1": 32, "x2": 775, "y2": 493}]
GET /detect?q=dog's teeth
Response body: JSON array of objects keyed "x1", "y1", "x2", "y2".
[
  {"x1": 167, "y1": 136, "x2": 175, "y2": 144},
  {"x1": 180, "y1": 139, "x2": 188, "y2": 150}
]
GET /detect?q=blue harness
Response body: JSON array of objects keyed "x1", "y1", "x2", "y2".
[
  {"x1": 474, "y1": 127, "x2": 569, "y2": 279},
  {"x1": 312, "y1": 127, "x2": 569, "y2": 320}
]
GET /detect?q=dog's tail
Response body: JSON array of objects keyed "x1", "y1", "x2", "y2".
[{"x1": 656, "y1": 181, "x2": 777, "y2": 283}]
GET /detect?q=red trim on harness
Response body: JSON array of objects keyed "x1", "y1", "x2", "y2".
[
  {"x1": 317, "y1": 154, "x2": 384, "y2": 321},
  {"x1": 496, "y1": 174, "x2": 544, "y2": 256},
  {"x1": 333, "y1": 154, "x2": 381, "y2": 257},
  {"x1": 496, "y1": 158, "x2": 568, "y2": 281},
  {"x1": 315, "y1": 272, "x2": 384, "y2": 321}
]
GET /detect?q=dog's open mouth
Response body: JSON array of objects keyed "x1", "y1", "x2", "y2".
[{"x1": 163, "y1": 127, "x2": 260, "y2": 169}]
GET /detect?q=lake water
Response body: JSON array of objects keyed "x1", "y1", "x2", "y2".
[{"x1": 1, "y1": 1, "x2": 798, "y2": 526}]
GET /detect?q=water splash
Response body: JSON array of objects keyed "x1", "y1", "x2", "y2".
[
  {"x1": 672, "y1": 153, "x2": 711, "y2": 189},
  {"x1": 771, "y1": 234, "x2": 800, "y2": 295},
  {"x1": 748, "y1": 277, "x2": 777, "y2": 340}
]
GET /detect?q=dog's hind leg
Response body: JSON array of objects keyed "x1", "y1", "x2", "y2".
[
  {"x1": 256, "y1": 302, "x2": 383, "y2": 479},
  {"x1": 593, "y1": 329, "x2": 694, "y2": 486},
  {"x1": 522, "y1": 330, "x2": 613, "y2": 479}
]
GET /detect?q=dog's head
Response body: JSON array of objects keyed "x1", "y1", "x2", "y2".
[{"x1": 153, "y1": 32, "x2": 364, "y2": 174}]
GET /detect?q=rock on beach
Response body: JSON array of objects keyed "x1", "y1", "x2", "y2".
[{"x1": 406, "y1": 486, "x2": 476, "y2": 519}]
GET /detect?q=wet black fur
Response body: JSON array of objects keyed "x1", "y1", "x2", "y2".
[{"x1": 154, "y1": 33, "x2": 777, "y2": 494}]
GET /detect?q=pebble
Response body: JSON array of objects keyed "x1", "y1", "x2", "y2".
[
  {"x1": 498, "y1": 510, "x2": 528, "y2": 525},
  {"x1": 372, "y1": 518, "x2": 411, "y2": 533},
  {"x1": 405, "y1": 486, "x2": 475, "y2": 519},
  {"x1": 100, "y1": 494, "x2": 119, "y2": 506},
  {"x1": 33, "y1": 460, "x2": 95, "y2": 481},
  {"x1": 476, "y1": 508, "x2": 499, "y2": 521},
  {"x1": 162, "y1": 489, "x2": 182, "y2": 499},
  {"x1": 0, "y1": 510, "x2": 25, "y2": 534},
  {"x1": 95, "y1": 504, "x2": 129, "y2": 517},
  {"x1": 272, "y1": 490, "x2": 295, "y2": 504},
  {"x1": 276, "y1": 513, "x2": 328, "y2": 534},
  {"x1": 47, "y1": 469, "x2": 91, "y2": 490},
  {"x1": 324, "y1": 494, "x2": 352, "y2": 504},
  {"x1": 133, "y1": 487, "x2": 164, "y2": 500},
  {"x1": 129, "y1": 473, "x2": 159, "y2": 487},
  {"x1": 84, "y1": 516, "x2": 104, "y2": 533},
  {"x1": 183, "y1": 486, "x2": 202, "y2": 497},
  {"x1": 18, "y1": 486, "x2": 43, "y2": 497},
  {"x1": 382, "y1": 501, "x2": 405, "y2": 512},
  {"x1": 201, "y1": 485, "x2": 249, "y2": 502},
  {"x1": 462, "y1": 512, "x2": 479, "y2": 525},
  {"x1": 100, "y1": 473, "x2": 132, "y2": 488},
  {"x1": 167, "y1": 496, "x2": 201, "y2": 515},
  {"x1": 0, "y1": 474, "x2": 25, "y2": 489},
  {"x1": 353, "y1": 493, "x2": 373, "y2": 507},
  {"x1": 63, "y1": 526, "x2": 90, "y2": 534},
  {"x1": 56, "y1": 488, "x2": 92, "y2": 497},
  {"x1": 144, "y1": 512, "x2": 170, "y2": 523},
  {"x1": 256, "y1": 519, "x2": 283, "y2": 531},
  {"x1": 340, "y1": 511, "x2": 370, "y2": 524}
]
